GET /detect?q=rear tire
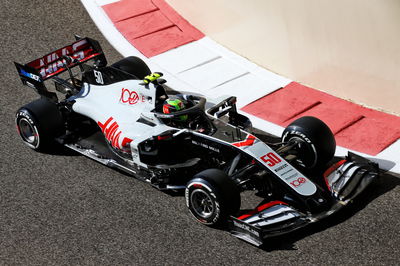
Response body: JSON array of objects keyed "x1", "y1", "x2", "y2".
[
  {"x1": 185, "y1": 169, "x2": 241, "y2": 226},
  {"x1": 16, "y1": 98, "x2": 64, "y2": 151},
  {"x1": 282, "y1": 116, "x2": 335, "y2": 169},
  {"x1": 111, "y1": 56, "x2": 151, "y2": 79}
]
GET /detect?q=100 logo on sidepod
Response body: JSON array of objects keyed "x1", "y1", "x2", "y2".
[{"x1": 119, "y1": 88, "x2": 145, "y2": 105}]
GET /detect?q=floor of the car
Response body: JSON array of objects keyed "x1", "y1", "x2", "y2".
[{"x1": 74, "y1": 130, "x2": 117, "y2": 159}]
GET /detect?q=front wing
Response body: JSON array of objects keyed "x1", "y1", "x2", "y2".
[{"x1": 228, "y1": 152, "x2": 379, "y2": 246}]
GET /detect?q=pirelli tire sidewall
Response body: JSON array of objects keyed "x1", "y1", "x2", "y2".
[
  {"x1": 16, "y1": 98, "x2": 64, "y2": 151},
  {"x1": 16, "y1": 109, "x2": 41, "y2": 149},
  {"x1": 185, "y1": 169, "x2": 241, "y2": 226},
  {"x1": 282, "y1": 116, "x2": 336, "y2": 169}
]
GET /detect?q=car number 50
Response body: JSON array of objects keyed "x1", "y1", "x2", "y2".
[
  {"x1": 260, "y1": 152, "x2": 281, "y2": 167},
  {"x1": 94, "y1": 70, "x2": 104, "y2": 84}
]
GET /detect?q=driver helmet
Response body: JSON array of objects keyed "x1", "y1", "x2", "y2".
[{"x1": 163, "y1": 98, "x2": 188, "y2": 121}]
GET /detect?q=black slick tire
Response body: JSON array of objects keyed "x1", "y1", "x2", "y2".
[
  {"x1": 185, "y1": 169, "x2": 241, "y2": 226},
  {"x1": 16, "y1": 98, "x2": 64, "y2": 151},
  {"x1": 282, "y1": 116, "x2": 336, "y2": 169}
]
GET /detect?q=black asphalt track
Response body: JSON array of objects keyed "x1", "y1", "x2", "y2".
[{"x1": 0, "y1": 0, "x2": 399, "y2": 264}]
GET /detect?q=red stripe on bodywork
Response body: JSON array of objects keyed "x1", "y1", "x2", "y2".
[
  {"x1": 98, "y1": 117, "x2": 113, "y2": 132},
  {"x1": 237, "y1": 201, "x2": 287, "y2": 220},
  {"x1": 232, "y1": 134, "x2": 256, "y2": 147}
]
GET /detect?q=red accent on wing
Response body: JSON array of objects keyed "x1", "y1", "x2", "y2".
[
  {"x1": 323, "y1": 159, "x2": 347, "y2": 190},
  {"x1": 232, "y1": 134, "x2": 256, "y2": 147},
  {"x1": 237, "y1": 201, "x2": 288, "y2": 220},
  {"x1": 26, "y1": 38, "x2": 102, "y2": 80}
]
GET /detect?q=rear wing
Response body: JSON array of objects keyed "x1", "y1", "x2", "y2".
[{"x1": 14, "y1": 37, "x2": 106, "y2": 97}]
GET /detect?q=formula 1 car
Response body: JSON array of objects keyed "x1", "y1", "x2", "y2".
[{"x1": 15, "y1": 37, "x2": 379, "y2": 246}]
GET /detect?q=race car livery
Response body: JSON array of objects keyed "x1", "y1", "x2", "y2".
[{"x1": 14, "y1": 37, "x2": 379, "y2": 246}]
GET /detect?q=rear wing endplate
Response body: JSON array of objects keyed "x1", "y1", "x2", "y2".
[{"x1": 14, "y1": 37, "x2": 106, "y2": 98}]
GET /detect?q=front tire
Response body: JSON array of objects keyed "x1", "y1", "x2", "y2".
[
  {"x1": 16, "y1": 98, "x2": 64, "y2": 151},
  {"x1": 282, "y1": 116, "x2": 335, "y2": 169},
  {"x1": 185, "y1": 169, "x2": 241, "y2": 226}
]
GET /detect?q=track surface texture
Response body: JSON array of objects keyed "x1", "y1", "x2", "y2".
[{"x1": 0, "y1": 1, "x2": 399, "y2": 265}]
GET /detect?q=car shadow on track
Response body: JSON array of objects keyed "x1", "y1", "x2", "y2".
[
  {"x1": 258, "y1": 171, "x2": 400, "y2": 251},
  {"x1": 40, "y1": 145, "x2": 81, "y2": 156}
]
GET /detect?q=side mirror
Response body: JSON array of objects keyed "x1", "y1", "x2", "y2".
[
  {"x1": 229, "y1": 112, "x2": 252, "y2": 132},
  {"x1": 215, "y1": 106, "x2": 232, "y2": 118}
]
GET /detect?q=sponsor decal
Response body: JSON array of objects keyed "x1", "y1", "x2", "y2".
[
  {"x1": 274, "y1": 163, "x2": 288, "y2": 173},
  {"x1": 280, "y1": 168, "x2": 294, "y2": 177},
  {"x1": 19, "y1": 69, "x2": 41, "y2": 81},
  {"x1": 25, "y1": 81, "x2": 36, "y2": 89},
  {"x1": 290, "y1": 177, "x2": 307, "y2": 188},
  {"x1": 16, "y1": 110, "x2": 40, "y2": 149},
  {"x1": 191, "y1": 140, "x2": 220, "y2": 153},
  {"x1": 254, "y1": 145, "x2": 316, "y2": 196},
  {"x1": 232, "y1": 220, "x2": 260, "y2": 237},
  {"x1": 97, "y1": 117, "x2": 132, "y2": 149},
  {"x1": 119, "y1": 88, "x2": 145, "y2": 105},
  {"x1": 27, "y1": 39, "x2": 100, "y2": 79},
  {"x1": 38, "y1": 49, "x2": 84, "y2": 78},
  {"x1": 185, "y1": 187, "x2": 190, "y2": 207},
  {"x1": 260, "y1": 152, "x2": 282, "y2": 167},
  {"x1": 283, "y1": 130, "x2": 312, "y2": 144},
  {"x1": 285, "y1": 173, "x2": 297, "y2": 181},
  {"x1": 17, "y1": 110, "x2": 35, "y2": 126}
]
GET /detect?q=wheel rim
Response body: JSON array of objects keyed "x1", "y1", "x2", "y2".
[
  {"x1": 18, "y1": 118, "x2": 39, "y2": 147},
  {"x1": 289, "y1": 136, "x2": 317, "y2": 168},
  {"x1": 190, "y1": 189, "x2": 214, "y2": 219}
]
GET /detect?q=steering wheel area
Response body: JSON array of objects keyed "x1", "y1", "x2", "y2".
[
  {"x1": 153, "y1": 95, "x2": 206, "y2": 120},
  {"x1": 153, "y1": 95, "x2": 215, "y2": 134}
]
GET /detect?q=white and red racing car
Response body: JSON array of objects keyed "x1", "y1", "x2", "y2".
[{"x1": 14, "y1": 37, "x2": 379, "y2": 246}]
